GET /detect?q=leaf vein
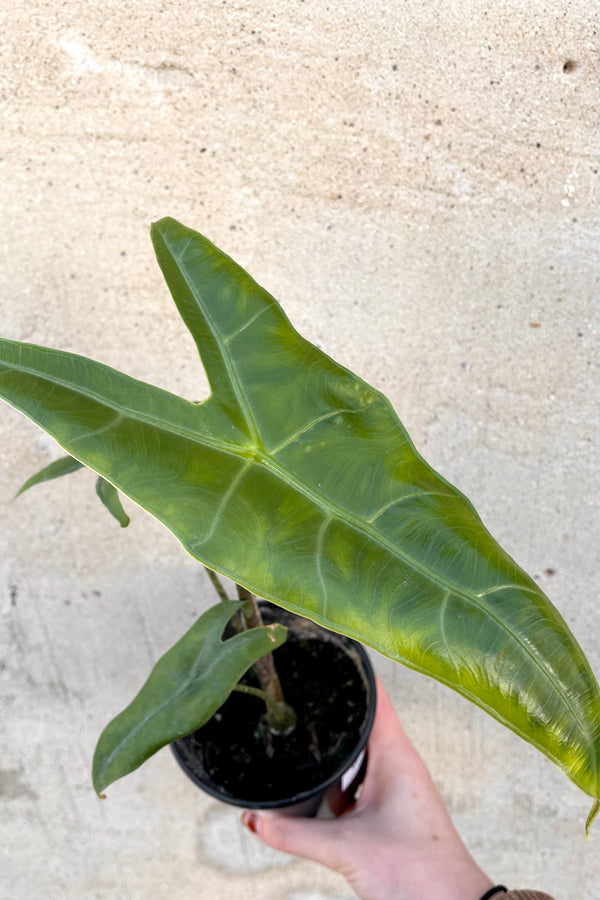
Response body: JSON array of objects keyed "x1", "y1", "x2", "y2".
[
  {"x1": 222, "y1": 306, "x2": 269, "y2": 344},
  {"x1": 196, "y1": 459, "x2": 253, "y2": 546},
  {"x1": 268, "y1": 399, "x2": 376, "y2": 456},
  {"x1": 315, "y1": 515, "x2": 333, "y2": 617},
  {"x1": 367, "y1": 490, "x2": 446, "y2": 523}
]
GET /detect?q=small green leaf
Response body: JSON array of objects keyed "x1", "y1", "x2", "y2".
[
  {"x1": 15, "y1": 455, "x2": 84, "y2": 498},
  {"x1": 92, "y1": 600, "x2": 287, "y2": 794},
  {"x1": 95, "y1": 476, "x2": 130, "y2": 528}
]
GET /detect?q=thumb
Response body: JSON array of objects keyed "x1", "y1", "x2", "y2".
[{"x1": 241, "y1": 810, "x2": 346, "y2": 870}]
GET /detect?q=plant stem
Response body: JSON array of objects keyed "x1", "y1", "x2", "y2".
[
  {"x1": 203, "y1": 568, "x2": 296, "y2": 734},
  {"x1": 204, "y1": 567, "x2": 230, "y2": 604},
  {"x1": 236, "y1": 584, "x2": 284, "y2": 703},
  {"x1": 232, "y1": 683, "x2": 271, "y2": 702},
  {"x1": 236, "y1": 583, "x2": 297, "y2": 734},
  {"x1": 232, "y1": 683, "x2": 297, "y2": 735}
]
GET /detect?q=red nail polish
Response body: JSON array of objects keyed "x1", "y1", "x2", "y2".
[{"x1": 242, "y1": 811, "x2": 259, "y2": 834}]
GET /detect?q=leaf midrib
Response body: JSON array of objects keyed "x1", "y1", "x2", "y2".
[{"x1": 0, "y1": 349, "x2": 245, "y2": 457}]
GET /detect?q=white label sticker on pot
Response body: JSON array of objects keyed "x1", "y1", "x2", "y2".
[{"x1": 341, "y1": 749, "x2": 365, "y2": 792}]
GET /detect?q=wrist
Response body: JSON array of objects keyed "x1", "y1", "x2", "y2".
[
  {"x1": 477, "y1": 888, "x2": 508, "y2": 900},
  {"x1": 465, "y1": 878, "x2": 496, "y2": 900},
  {"x1": 441, "y1": 865, "x2": 494, "y2": 900}
]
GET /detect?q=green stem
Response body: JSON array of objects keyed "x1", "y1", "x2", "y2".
[
  {"x1": 232, "y1": 683, "x2": 271, "y2": 702},
  {"x1": 232, "y1": 683, "x2": 297, "y2": 735},
  {"x1": 204, "y1": 569, "x2": 296, "y2": 734},
  {"x1": 235, "y1": 584, "x2": 297, "y2": 734},
  {"x1": 204, "y1": 567, "x2": 231, "y2": 604}
]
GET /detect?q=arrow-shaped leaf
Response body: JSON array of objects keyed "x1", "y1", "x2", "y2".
[
  {"x1": 0, "y1": 217, "x2": 598, "y2": 826},
  {"x1": 92, "y1": 601, "x2": 286, "y2": 794}
]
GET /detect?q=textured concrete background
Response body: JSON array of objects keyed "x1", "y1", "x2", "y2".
[{"x1": 1, "y1": 1, "x2": 599, "y2": 898}]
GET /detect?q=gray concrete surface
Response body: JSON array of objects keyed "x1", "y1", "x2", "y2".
[{"x1": 1, "y1": 1, "x2": 599, "y2": 898}]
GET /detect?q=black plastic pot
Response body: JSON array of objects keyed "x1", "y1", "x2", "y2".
[{"x1": 171, "y1": 603, "x2": 377, "y2": 817}]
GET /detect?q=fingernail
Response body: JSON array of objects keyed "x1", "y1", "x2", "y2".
[{"x1": 241, "y1": 811, "x2": 259, "y2": 835}]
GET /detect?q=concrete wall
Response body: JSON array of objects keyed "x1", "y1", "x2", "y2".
[{"x1": 1, "y1": 1, "x2": 598, "y2": 898}]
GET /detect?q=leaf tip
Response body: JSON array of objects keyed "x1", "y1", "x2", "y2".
[
  {"x1": 93, "y1": 767, "x2": 111, "y2": 797},
  {"x1": 92, "y1": 747, "x2": 110, "y2": 798},
  {"x1": 586, "y1": 798, "x2": 599, "y2": 839},
  {"x1": 268, "y1": 623, "x2": 288, "y2": 645},
  {"x1": 150, "y1": 216, "x2": 178, "y2": 241},
  {"x1": 14, "y1": 478, "x2": 34, "y2": 499}
]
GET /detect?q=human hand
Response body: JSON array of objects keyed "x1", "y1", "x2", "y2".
[{"x1": 241, "y1": 678, "x2": 494, "y2": 900}]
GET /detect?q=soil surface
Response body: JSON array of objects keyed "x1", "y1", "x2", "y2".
[{"x1": 173, "y1": 611, "x2": 370, "y2": 803}]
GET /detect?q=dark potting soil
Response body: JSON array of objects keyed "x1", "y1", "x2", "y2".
[{"x1": 174, "y1": 627, "x2": 369, "y2": 803}]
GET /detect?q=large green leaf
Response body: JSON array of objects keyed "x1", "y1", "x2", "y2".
[
  {"x1": 93, "y1": 601, "x2": 287, "y2": 794},
  {"x1": 0, "y1": 217, "x2": 598, "y2": 825}
]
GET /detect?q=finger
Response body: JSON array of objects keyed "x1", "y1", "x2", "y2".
[
  {"x1": 366, "y1": 678, "x2": 415, "y2": 765},
  {"x1": 356, "y1": 678, "x2": 434, "y2": 809},
  {"x1": 241, "y1": 810, "x2": 346, "y2": 871}
]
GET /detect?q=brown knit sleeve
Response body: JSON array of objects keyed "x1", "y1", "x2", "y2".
[{"x1": 505, "y1": 891, "x2": 555, "y2": 900}]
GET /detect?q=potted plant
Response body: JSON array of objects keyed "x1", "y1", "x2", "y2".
[{"x1": 1, "y1": 217, "x2": 598, "y2": 830}]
